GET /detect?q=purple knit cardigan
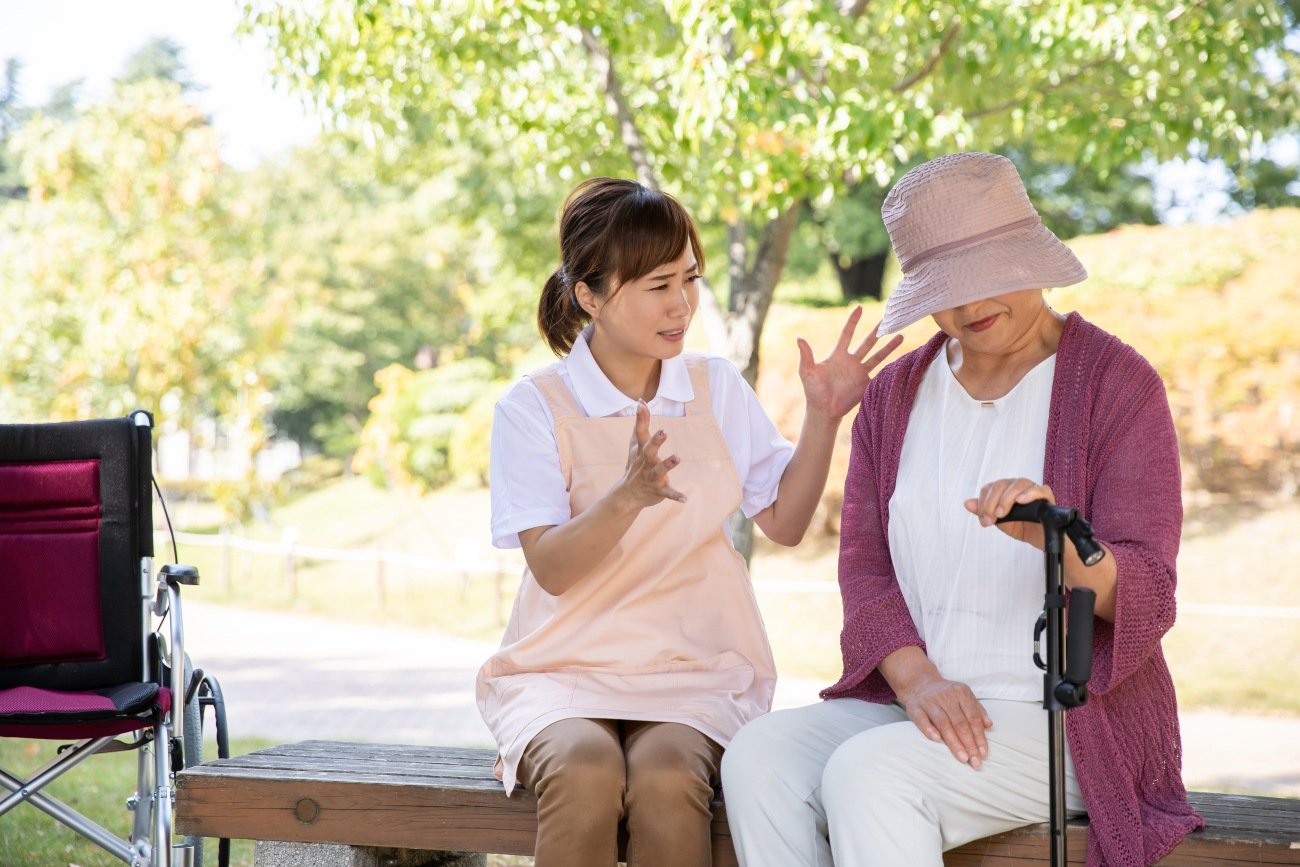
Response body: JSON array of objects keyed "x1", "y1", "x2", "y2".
[{"x1": 823, "y1": 313, "x2": 1203, "y2": 866}]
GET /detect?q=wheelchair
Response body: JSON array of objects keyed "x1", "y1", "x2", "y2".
[{"x1": 0, "y1": 410, "x2": 230, "y2": 867}]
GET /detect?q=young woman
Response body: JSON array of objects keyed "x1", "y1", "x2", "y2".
[
  {"x1": 722, "y1": 152, "x2": 1202, "y2": 867},
  {"x1": 476, "y1": 177, "x2": 901, "y2": 867}
]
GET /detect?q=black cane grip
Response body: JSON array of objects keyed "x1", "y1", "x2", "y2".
[
  {"x1": 996, "y1": 500, "x2": 1050, "y2": 524},
  {"x1": 1064, "y1": 587, "x2": 1096, "y2": 685}
]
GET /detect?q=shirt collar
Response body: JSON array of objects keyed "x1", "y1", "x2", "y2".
[{"x1": 567, "y1": 326, "x2": 695, "y2": 416}]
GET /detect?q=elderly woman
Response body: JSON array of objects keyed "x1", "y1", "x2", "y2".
[{"x1": 721, "y1": 152, "x2": 1202, "y2": 867}]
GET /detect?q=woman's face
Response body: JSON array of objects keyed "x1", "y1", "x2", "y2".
[
  {"x1": 931, "y1": 288, "x2": 1049, "y2": 355},
  {"x1": 581, "y1": 245, "x2": 699, "y2": 363}
]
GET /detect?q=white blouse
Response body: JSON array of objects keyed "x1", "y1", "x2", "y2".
[
  {"x1": 888, "y1": 348, "x2": 1056, "y2": 702},
  {"x1": 489, "y1": 328, "x2": 795, "y2": 549}
]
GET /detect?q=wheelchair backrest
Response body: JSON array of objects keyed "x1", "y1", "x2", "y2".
[{"x1": 0, "y1": 414, "x2": 154, "y2": 691}]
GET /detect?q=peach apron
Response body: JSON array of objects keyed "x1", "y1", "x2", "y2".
[{"x1": 476, "y1": 357, "x2": 777, "y2": 793}]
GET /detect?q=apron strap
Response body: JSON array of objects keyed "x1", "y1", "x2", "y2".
[
  {"x1": 684, "y1": 356, "x2": 713, "y2": 417},
  {"x1": 528, "y1": 366, "x2": 583, "y2": 420}
]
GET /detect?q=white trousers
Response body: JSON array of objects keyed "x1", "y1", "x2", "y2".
[{"x1": 720, "y1": 698, "x2": 1085, "y2": 867}]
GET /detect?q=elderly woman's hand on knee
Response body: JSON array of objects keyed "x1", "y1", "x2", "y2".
[{"x1": 880, "y1": 646, "x2": 993, "y2": 770}]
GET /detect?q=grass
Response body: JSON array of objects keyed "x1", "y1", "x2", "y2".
[
  {"x1": 0, "y1": 731, "x2": 531, "y2": 867},
  {"x1": 166, "y1": 480, "x2": 516, "y2": 642},
  {"x1": 0, "y1": 736, "x2": 269, "y2": 867},
  {"x1": 1163, "y1": 499, "x2": 1300, "y2": 713}
]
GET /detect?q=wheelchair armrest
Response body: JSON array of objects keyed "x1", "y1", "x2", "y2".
[{"x1": 160, "y1": 564, "x2": 200, "y2": 586}]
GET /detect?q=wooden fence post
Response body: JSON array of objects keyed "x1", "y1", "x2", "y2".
[
  {"x1": 220, "y1": 532, "x2": 232, "y2": 592},
  {"x1": 281, "y1": 527, "x2": 300, "y2": 599}
]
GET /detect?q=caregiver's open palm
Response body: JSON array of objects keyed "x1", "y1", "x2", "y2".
[{"x1": 798, "y1": 307, "x2": 904, "y2": 420}]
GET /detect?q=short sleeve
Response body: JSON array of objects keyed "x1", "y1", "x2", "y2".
[
  {"x1": 705, "y1": 358, "x2": 795, "y2": 518},
  {"x1": 488, "y1": 380, "x2": 573, "y2": 548}
]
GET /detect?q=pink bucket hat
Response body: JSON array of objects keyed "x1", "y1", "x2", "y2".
[{"x1": 878, "y1": 152, "x2": 1087, "y2": 334}]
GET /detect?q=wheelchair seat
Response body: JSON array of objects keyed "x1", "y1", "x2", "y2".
[{"x1": 0, "y1": 410, "x2": 228, "y2": 867}]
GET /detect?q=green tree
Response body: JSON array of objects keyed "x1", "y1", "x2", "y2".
[
  {"x1": 240, "y1": 140, "x2": 548, "y2": 457},
  {"x1": 787, "y1": 179, "x2": 895, "y2": 302},
  {"x1": 117, "y1": 36, "x2": 198, "y2": 91},
  {"x1": 1230, "y1": 155, "x2": 1300, "y2": 210},
  {"x1": 39, "y1": 80, "x2": 83, "y2": 121},
  {"x1": 245, "y1": 0, "x2": 1297, "y2": 378},
  {"x1": 354, "y1": 357, "x2": 499, "y2": 490},
  {"x1": 0, "y1": 59, "x2": 16, "y2": 131},
  {"x1": 245, "y1": 0, "x2": 1297, "y2": 555},
  {"x1": 0, "y1": 79, "x2": 287, "y2": 520},
  {"x1": 0, "y1": 58, "x2": 25, "y2": 198},
  {"x1": 1007, "y1": 146, "x2": 1159, "y2": 239}
]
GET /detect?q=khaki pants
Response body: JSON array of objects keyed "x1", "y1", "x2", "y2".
[
  {"x1": 519, "y1": 718, "x2": 725, "y2": 867},
  {"x1": 721, "y1": 699, "x2": 1085, "y2": 867}
]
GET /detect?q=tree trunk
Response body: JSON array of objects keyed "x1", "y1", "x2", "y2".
[
  {"x1": 727, "y1": 205, "x2": 802, "y2": 385},
  {"x1": 729, "y1": 509, "x2": 755, "y2": 565},
  {"x1": 579, "y1": 22, "x2": 802, "y2": 564},
  {"x1": 832, "y1": 250, "x2": 889, "y2": 301},
  {"x1": 718, "y1": 203, "x2": 802, "y2": 562}
]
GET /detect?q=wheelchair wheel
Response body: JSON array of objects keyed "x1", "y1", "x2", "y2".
[
  {"x1": 182, "y1": 662, "x2": 231, "y2": 867},
  {"x1": 179, "y1": 655, "x2": 205, "y2": 866}
]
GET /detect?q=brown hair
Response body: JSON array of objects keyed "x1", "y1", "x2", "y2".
[{"x1": 538, "y1": 178, "x2": 706, "y2": 356}]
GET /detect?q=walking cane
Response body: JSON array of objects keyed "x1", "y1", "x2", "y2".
[{"x1": 996, "y1": 500, "x2": 1104, "y2": 867}]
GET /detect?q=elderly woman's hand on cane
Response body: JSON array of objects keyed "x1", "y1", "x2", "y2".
[{"x1": 966, "y1": 477, "x2": 1119, "y2": 620}]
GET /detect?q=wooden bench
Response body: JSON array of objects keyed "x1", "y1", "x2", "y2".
[{"x1": 175, "y1": 740, "x2": 1300, "y2": 866}]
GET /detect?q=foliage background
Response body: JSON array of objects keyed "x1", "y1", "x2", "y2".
[
  {"x1": 0, "y1": 10, "x2": 1298, "y2": 864},
  {"x1": 2, "y1": 5, "x2": 1297, "y2": 521}
]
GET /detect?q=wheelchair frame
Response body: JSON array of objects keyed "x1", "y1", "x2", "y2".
[{"x1": 0, "y1": 410, "x2": 229, "y2": 867}]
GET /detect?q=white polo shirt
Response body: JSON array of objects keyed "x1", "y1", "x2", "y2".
[{"x1": 489, "y1": 329, "x2": 795, "y2": 549}]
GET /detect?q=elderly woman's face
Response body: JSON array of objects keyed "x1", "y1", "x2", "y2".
[{"x1": 931, "y1": 288, "x2": 1049, "y2": 352}]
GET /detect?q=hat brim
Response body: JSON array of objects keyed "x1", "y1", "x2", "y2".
[{"x1": 879, "y1": 223, "x2": 1086, "y2": 334}]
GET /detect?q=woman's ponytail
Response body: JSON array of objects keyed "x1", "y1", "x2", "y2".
[{"x1": 538, "y1": 267, "x2": 586, "y2": 356}]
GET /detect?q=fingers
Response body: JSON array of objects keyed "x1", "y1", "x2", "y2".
[
  {"x1": 933, "y1": 700, "x2": 991, "y2": 769},
  {"x1": 650, "y1": 451, "x2": 684, "y2": 494},
  {"x1": 631, "y1": 400, "x2": 651, "y2": 450},
  {"x1": 622, "y1": 407, "x2": 687, "y2": 506},
  {"x1": 852, "y1": 318, "x2": 903, "y2": 372},
  {"x1": 658, "y1": 481, "x2": 688, "y2": 503},
  {"x1": 963, "y1": 478, "x2": 1052, "y2": 549},
  {"x1": 851, "y1": 317, "x2": 880, "y2": 360},
  {"x1": 796, "y1": 336, "x2": 814, "y2": 378},
  {"x1": 965, "y1": 478, "x2": 1055, "y2": 527},
  {"x1": 864, "y1": 333, "x2": 904, "y2": 369},
  {"x1": 835, "y1": 305, "x2": 864, "y2": 354},
  {"x1": 799, "y1": 315, "x2": 900, "y2": 376},
  {"x1": 1015, "y1": 482, "x2": 1055, "y2": 505},
  {"x1": 628, "y1": 402, "x2": 668, "y2": 465},
  {"x1": 907, "y1": 688, "x2": 992, "y2": 769},
  {"x1": 629, "y1": 428, "x2": 668, "y2": 483}
]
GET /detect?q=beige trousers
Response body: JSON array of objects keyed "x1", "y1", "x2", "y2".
[
  {"x1": 518, "y1": 717, "x2": 725, "y2": 867},
  {"x1": 721, "y1": 698, "x2": 1085, "y2": 867}
]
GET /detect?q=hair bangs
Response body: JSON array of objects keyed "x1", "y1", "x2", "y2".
[{"x1": 608, "y1": 190, "x2": 703, "y2": 285}]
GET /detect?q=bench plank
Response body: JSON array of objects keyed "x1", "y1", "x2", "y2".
[
  {"x1": 176, "y1": 741, "x2": 1300, "y2": 866},
  {"x1": 178, "y1": 742, "x2": 738, "y2": 865}
]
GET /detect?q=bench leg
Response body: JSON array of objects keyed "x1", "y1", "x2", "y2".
[{"x1": 253, "y1": 840, "x2": 486, "y2": 867}]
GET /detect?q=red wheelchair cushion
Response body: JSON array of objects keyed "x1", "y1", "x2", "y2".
[
  {"x1": 0, "y1": 460, "x2": 106, "y2": 665},
  {"x1": 0, "y1": 684, "x2": 171, "y2": 739}
]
